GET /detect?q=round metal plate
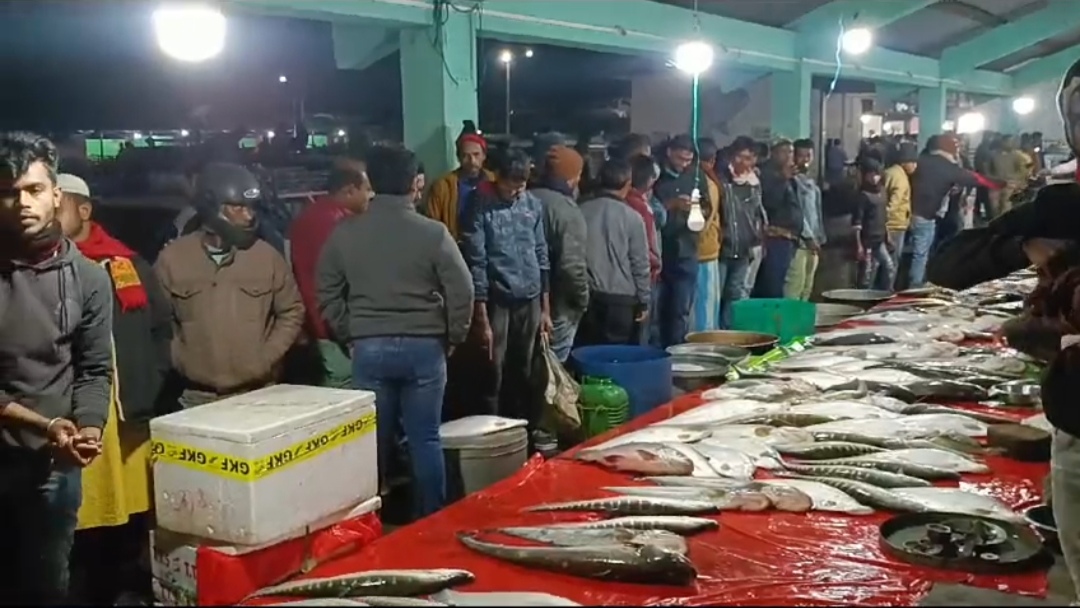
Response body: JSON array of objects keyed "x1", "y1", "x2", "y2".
[{"x1": 879, "y1": 511, "x2": 1048, "y2": 574}]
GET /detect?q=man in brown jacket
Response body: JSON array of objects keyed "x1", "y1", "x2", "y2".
[{"x1": 154, "y1": 163, "x2": 304, "y2": 408}]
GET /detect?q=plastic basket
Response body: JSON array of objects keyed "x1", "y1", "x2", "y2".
[
  {"x1": 578, "y1": 377, "x2": 630, "y2": 438},
  {"x1": 731, "y1": 298, "x2": 817, "y2": 343}
]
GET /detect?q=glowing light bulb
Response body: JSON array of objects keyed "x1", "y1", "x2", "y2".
[
  {"x1": 841, "y1": 28, "x2": 872, "y2": 55},
  {"x1": 674, "y1": 41, "x2": 714, "y2": 76},
  {"x1": 686, "y1": 188, "x2": 706, "y2": 232},
  {"x1": 1012, "y1": 96, "x2": 1035, "y2": 116},
  {"x1": 153, "y1": 4, "x2": 227, "y2": 63}
]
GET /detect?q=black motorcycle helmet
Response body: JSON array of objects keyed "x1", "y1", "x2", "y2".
[{"x1": 192, "y1": 162, "x2": 262, "y2": 250}]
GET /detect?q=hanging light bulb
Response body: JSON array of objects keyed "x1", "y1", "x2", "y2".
[
  {"x1": 686, "y1": 188, "x2": 706, "y2": 232},
  {"x1": 673, "y1": 41, "x2": 714, "y2": 76}
]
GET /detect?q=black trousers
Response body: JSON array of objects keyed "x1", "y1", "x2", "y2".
[
  {"x1": 576, "y1": 292, "x2": 641, "y2": 347},
  {"x1": 484, "y1": 298, "x2": 542, "y2": 427}
]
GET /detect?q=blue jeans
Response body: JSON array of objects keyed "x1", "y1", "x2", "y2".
[
  {"x1": 887, "y1": 230, "x2": 906, "y2": 289},
  {"x1": 907, "y1": 216, "x2": 937, "y2": 288},
  {"x1": 859, "y1": 242, "x2": 895, "y2": 291},
  {"x1": 658, "y1": 258, "x2": 698, "y2": 347},
  {"x1": 717, "y1": 257, "x2": 751, "y2": 329},
  {"x1": 753, "y1": 236, "x2": 797, "y2": 298},
  {"x1": 0, "y1": 457, "x2": 82, "y2": 604},
  {"x1": 643, "y1": 279, "x2": 663, "y2": 346},
  {"x1": 352, "y1": 336, "x2": 447, "y2": 518},
  {"x1": 549, "y1": 310, "x2": 582, "y2": 363}
]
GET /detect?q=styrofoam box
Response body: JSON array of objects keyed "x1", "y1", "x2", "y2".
[
  {"x1": 151, "y1": 496, "x2": 382, "y2": 606},
  {"x1": 150, "y1": 384, "x2": 377, "y2": 545}
]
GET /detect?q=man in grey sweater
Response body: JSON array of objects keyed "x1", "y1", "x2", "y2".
[
  {"x1": 577, "y1": 158, "x2": 652, "y2": 345},
  {"x1": 316, "y1": 145, "x2": 473, "y2": 518},
  {"x1": 0, "y1": 132, "x2": 114, "y2": 604}
]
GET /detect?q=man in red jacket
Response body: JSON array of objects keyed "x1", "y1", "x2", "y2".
[{"x1": 288, "y1": 158, "x2": 373, "y2": 387}]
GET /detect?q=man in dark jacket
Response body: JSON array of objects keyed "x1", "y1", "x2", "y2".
[
  {"x1": 55, "y1": 173, "x2": 172, "y2": 604},
  {"x1": 654, "y1": 134, "x2": 711, "y2": 346},
  {"x1": 0, "y1": 132, "x2": 114, "y2": 604},
  {"x1": 755, "y1": 138, "x2": 803, "y2": 298},
  {"x1": 530, "y1": 145, "x2": 589, "y2": 362},
  {"x1": 716, "y1": 136, "x2": 766, "y2": 327},
  {"x1": 462, "y1": 149, "x2": 552, "y2": 432},
  {"x1": 317, "y1": 145, "x2": 472, "y2": 518}
]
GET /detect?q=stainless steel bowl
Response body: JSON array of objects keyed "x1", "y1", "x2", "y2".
[
  {"x1": 684, "y1": 330, "x2": 780, "y2": 355},
  {"x1": 814, "y1": 303, "x2": 863, "y2": 328},
  {"x1": 666, "y1": 343, "x2": 751, "y2": 365},
  {"x1": 988, "y1": 379, "x2": 1042, "y2": 407},
  {"x1": 822, "y1": 289, "x2": 893, "y2": 310},
  {"x1": 669, "y1": 354, "x2": 731, "y2": 393}
]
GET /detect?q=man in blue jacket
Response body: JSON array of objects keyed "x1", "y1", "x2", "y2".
[{"x1": 462, "y1": 149, "x2": 552, "y2": 434}]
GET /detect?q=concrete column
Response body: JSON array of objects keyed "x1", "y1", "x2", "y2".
[
  {"x1": 400, "y1": 13, "x2": 478, "y2": 179},
  {"x1": 917, "y1": 85, "x2": 947, "y2": 135},
  {"x1": 769, "y1": 62, "x2": 812, "y2": 140}
]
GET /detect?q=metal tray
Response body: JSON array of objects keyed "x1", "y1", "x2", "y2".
[{"x1": 879, "y1": 511, "x2": 1048, "y2": 574}]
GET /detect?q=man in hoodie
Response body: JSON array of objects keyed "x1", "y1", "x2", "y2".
[
  {"x1": 881, "y1": 142, "x2": 918, "y2": 284},
  {"x1": 426, "y1": 133, "x2": 492, "y2": 241},
  {"x1": 0, "y1": 132, "x2": 114, "y2": 604},
  {"x1": 654, "y1": 134, "x2": 710, "y2": 347},
  {"x1": 754, "y1": 138, "x2": 802, "y2": 298},
  {"x1": 577, "y1": 158, "x2": 651, "y2": 346},
  {"x1": 530, "y1": 146, "x2": 589, "y2": 362},
  {"x1": 717, "y1": 136, "x2": 765, "y2": 328},
  {"x1": 462, "y1": 149, "x2": 552, "y2": 432},
  {"x1": 784, "y1": 139, "x2": 825, "y2": 301}
]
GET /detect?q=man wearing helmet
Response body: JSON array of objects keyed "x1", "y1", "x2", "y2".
[{"x1": 154, "y1": 163, "x2": 304, "y2": 408}]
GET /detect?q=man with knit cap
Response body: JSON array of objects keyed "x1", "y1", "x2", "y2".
[
  {"x1": 530, "y1": 145, "x2": 589, "y2": 361},
  {"x1": 426, "y1": 131, "x2": 493, "y2": 241}
]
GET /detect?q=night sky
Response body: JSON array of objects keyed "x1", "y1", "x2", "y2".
[{"x1": 2, "y1": 1, "x2": 639, "y2": 136}]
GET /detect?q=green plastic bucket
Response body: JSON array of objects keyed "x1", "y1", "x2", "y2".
[
  {"x1": 578, "y1": 376, "x2": 630, "y2": 439},
  {"x1": 731, "y1": 298, "x2": 817, "y2": 343}
]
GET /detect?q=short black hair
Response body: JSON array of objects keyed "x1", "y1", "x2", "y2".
[
  {"x1": 613, "y1": 133, "x2": 652, "y2": 159},
  {"x1": 0, "y1": 131, "x2": 58, "y2": 185},
  {"x1": 696, "y1": 138, "x2": 718, "y2": 162},
  {"x1": 729, "y1": 136, "x2": 757, "y2": 155},
  {"x1": 497, "y1": 148, "x2": 531, "y2": 182},
  {"x1": 597, "y1": 157, "x2": 632, "y2": 191},
  {"x1": 793, "y1": 138, "x2": 814, "y2": 151},
  {"x1": 365, "y1": 145, "x2": 419, "y2": 196},
  {"x1": 668, "y1": 134, "x2": 694, "y2": 153},
  {"x1": 630, "y1": 154, "x2": 657, "y2": 190},
  {"x1": 326, "y1": 161, "x2": 368, "y2": 194}
]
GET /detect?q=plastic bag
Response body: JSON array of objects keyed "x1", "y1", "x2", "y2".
[{"x1": 540, "y1": 335, "x2": 581, "y2": 435}]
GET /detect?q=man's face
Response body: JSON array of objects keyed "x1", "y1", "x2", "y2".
[
  {"x1": 772, "y1": 144, "x2": 793, "y2": 168},
  {"x1": 731, "y1": 149, "x2": 756, "y2": 175},
  {"x1": 496, "y1": 177, "x2": 527, "y2": 202},
  {"x1": 56, "y1": 194, "x2": 91, "y2": 239},
  {"x1": 667, "y1": 146, "x2": 694, "y2": 173},
  {"x1": 0, "y1": 161, "x2": 60, "y2": 237},
  {"x1": 901, "y1": 161, "x2": 917, "y2": 175},
  {"x1": 458, "y1": 142, "x2": 485, "y2": 177},
  {"x1": 222, "y1": 202, "x2": 255, "y2": 229},
  {"x1": 794, "y1": 147, "x2": 813, "y2": 173}
]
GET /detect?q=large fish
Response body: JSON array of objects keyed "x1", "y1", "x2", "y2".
[
  {"x1": 245, "y1": 570, "x2": 475, "y2": 600},
  {"x1": 787, "y1": 401, "x2": 903, "y2": 420},
  {"x1": 730, "y1": 412, "x2": 842, "y2": 427},
  {"x1": 795, "y1": 457, "x2": 961, "y2": 481},
  {"x1": 601, "y1": 485, "x2": 771, "y2": 511},
  {"x1": 588, "y1": 427, "x2": 710, "y2": 451},
  {"x1": 524, "y1": 496, "x2": 719, "y2": 516},
  {"x1": 535, "y1": 515, "x2": 719, "y2": 535},
  {"x1": 457, "y1": 533, "x2": 698, "y2": 586},
  {"x1": 812, "y1": 331, "x2": 899, "y2": 347},
  {"x1": 845, "y1": 448, "x2": 989, "y2": 474},
  {"x1": 759, "y1": 479, "x2": 873, "y2": 515},
  {"x1": 685, "y1": 442, "x2": 757, "y2": 479},
  {"x1": 495, "y1": 526, "x2": 688, "y2": 554},
  {"x1": 697, "y1": 437, "x2": 783, "y2": 469},
  {"x1": 774, "y1": 441, "x2": 885, "y2": 460},
  {"x1": 903, "y1": 404, "x2": 1017, "y2": 425},
  {"x1": 904, "y1": 379, "x2": 989, "y2": 401},
  {"x1": 889, "y1": 487, "x2": 1024, "y2": 523},
  {"x1": 769, "y1": 353, "x2": 867, "y2": 371},
  {"x1": 662, "y1": 400, "x2": 786, "y2": 427},
  {"x1": 805, "y1": 414, "x2": 988, "y2": 440},
  {"x1": 778, "y1": 463, "x2": 931, "y2": 488},
  {"x1": 661, "y1": 442, "x2": 724, "y2": 477},
  {"x1": 674, "y1": 424, "x2": 815, "y2": 446},
  {"x1": 776, "y1": 474, "x2": 928, "y2": 513},
  {"x1": 636, "y1": 477, "x2": 812, "y2": 512},
  {"x1": 431, "y1": 591, "x2": 581, "y2": 607},
  {"x1": 701, "y1": 378, "x2": 819, "y2": 402},
  {"x1": 574, "y1": 443, "x2": 694, "y2": 476}
]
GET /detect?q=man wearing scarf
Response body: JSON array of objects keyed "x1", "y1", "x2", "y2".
[
  {"x1": 426, "y1": 132, "x2": 494, "y2": 241},
  {"x1": 155, "y1": 163, "x2": 304, "y2": 409},
  {"x1": 0, "y1": 133, "x2": 114, "y2": 604},
  {"x1": 55, "y1": 174, "x2": 171, "y2": 604},
  {"x1": 716, "y1": 136, "x2": 766, "y2": 328}
]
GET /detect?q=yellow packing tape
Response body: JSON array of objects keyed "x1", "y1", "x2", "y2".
[{"x1": 150, "y1": 412, "x2": 376, "y2": 482}]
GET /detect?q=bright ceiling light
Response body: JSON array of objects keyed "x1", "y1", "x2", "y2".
[
  {"x1": 336, "y1": 129, "x2": 346, "y2": 137},
  {"x1": 674, "y1": 41, "x2": 714, "y2": 76},
  {"x1": 153, "y1": 3, "x2": 227, "y2": 63},
  {"x1": 956, "y1": 112, "x2": 986, "y2": 134},
  {"x1": 860, "y1": 114, "x2": 873, "y2": 124},
  {"x1": 499, "y1": 50, "x2": 513, "y2": 64},
  {"x1": 279, "y1": 75, "x2": 288, "y2": 84},
  {"x1": 266, "y1": 130, "x2": 276, "y2": 139},
  {"x1": 524, "y1": 49, "x2": 534, "y2": 58},
  {"x1": 841, "y1": 28, "x2": 873, "y2": 55},
  {"x1": 1012, "y1": 96, "x2": 1036, "y2": 115},
  {"x1": 180, "y1": 129, "x2": 190, "y2": 137}
]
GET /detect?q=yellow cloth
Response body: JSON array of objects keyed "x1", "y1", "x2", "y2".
[
  {"x1": 697, "y1": 174, "x2": 722, "y2": 262},
  {"x1": 882, "y1": 164, "x2": 912, "y2": 231},
  {"x1": 77, "y1": 359, "x2": 153, "y2": 530},
  {"x1": 425, "y1": 169, "x2": 494, "y2": 241}
]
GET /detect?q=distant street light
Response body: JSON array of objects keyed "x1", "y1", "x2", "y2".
[
  {"x1": 499, "y1": 50, "x2": 513, "y2": 64},
  {"x1": 266, "y1": 130, "x2": 276, "y2": 139},
  {"x1": 133, "y1": 132, "x2": 144, "y2": 140},
  {"x1": 336, "y1": 129, "x2": 346, "y2": 137},
  {"x1": 279, "y1": 75, "x2": 288, "y2": 84},
  {"x1": 153, "y1": 3, "x2": 227, "y2": 63},
  {"x1": 180, "y1": 129, "x2": 190, "y2": 137}
]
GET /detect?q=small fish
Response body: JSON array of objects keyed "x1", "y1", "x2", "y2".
[
  {"x1": 525, "y1": 496, "x2": 719, "y2": 516},
  {"x1": 355, "y1": 598, "x2": 448, "y2": 607},
  {"x1": 775, "y1": 441, "x2": 885, "y2": 460},
  {"x1": 496, "y1": 526, "x2": 689, "y2": 554},
  {"x1": 775, "y1": 474, "x2": 928, "y2": 513},
  {"x1": 852, "y1": 448, "x2": 989, "y2": 474},
  {"x1": 245, "y1": 570, "x2": 475, "y2": 600},
  {"x1": 759, "y1": 479, "x2": 874, "y2": 514},
  {"x1": 575, "y1": 443, "x2": 694, "y2": 476},
  {"x1": 539, "y1": 515, "x2": 719, "y2": 535},
  {"x1": 731, "y1": 412, "x2": 841, "y2": 427},
  {"x1": 431, "y1": 591, "x2": 582, "y2": 606},
  {"x1": 457, "y1": 533, "x2": 698, "y2": 586},
  {"x1": 779, "y1": 463, "x2": 931, "y2": 488},
  {"x1": 795, "y1": 457, "x2": 961, "y2": 481}
]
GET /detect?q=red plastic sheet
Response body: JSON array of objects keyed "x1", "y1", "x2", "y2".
[
  {"x1": 197, "y1": 510, "x2": 383, "y2": 605},
  {"x1": 281, "y1": 394, "x2": 1049, "y2": 607}
]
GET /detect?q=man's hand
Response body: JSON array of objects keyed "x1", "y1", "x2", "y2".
[
  {"x1": 885, "y1": 240, "x2": 895, "y2": 254},
  {"x1": 635, "y1": 310, "x2": 649, "y2": 323},
  {"x1": 446, "y1": 345, "x2": 456, "y2": 359},
  {"x1": 539, "y1": 312, "x2": 554, "y2": 339},
  {"x1": 45, "y1": 417, "x2": 79, "y2": 448},
  {"x1": 808, "y1": 241, "x2": 821, "y2": 254},
  {"x1": 475, "y1": 320, "x2": 494, "y2": 361},
  {"x1": 665, "y1": 195, "x2": 692, "y2": 213},
  {"x1": 855, "y1": 247, "x2": 867, "y2": 262},
  {"x1": 61, "y1": 427, "x2": 103, "y2": 467}
]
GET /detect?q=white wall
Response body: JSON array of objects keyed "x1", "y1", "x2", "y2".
[{"x1": 973, "y1": 80, "x2": 1063, "y2": 139}]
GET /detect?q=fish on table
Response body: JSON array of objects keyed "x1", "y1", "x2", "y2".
[
  {"x1": 456, "y1": 532, "x2": 698, "y2": 586},
  {"x1": 245, "y1": 570, "x2": 476, "y2": 600},
  {"x1": 786, "y1": 401, "x2": 903, "y2": 420},
  {"x1": 662, "y1": 400, "x2": 787, "y2": 427},
  {"x1": 662, "y1": 424, "x2": 815, "y2": 447},
  {"x1": 778, "y1": 463, "x2": 931, "y2": 488},
  {"x1": 535, "y1": 515, "x2": 719, "y2": 535},
  {"x1": 773, "y1": 441, "x2": 886, "y2": 460},
  {"x1": 792, "y1": 457, "x2": 962, "y2": 481},
  {"x1": 889, "y1": 487, "x2": 1025, "y2": 523},
  {"x1": 776, "y1": 474, "x2": 928, "y2": 513},
  {"x1": 804, "y1": 413, "x2": 988, "y2": 440},
  {"x1": 601, "y1": 485, "x2": 772, "y2": 512},
  {"x1": 728, "y1": 412, "x2": 843, "y2": 428},
  {"x1": 759, "y1": 479, "x2": 874, "y2": 515},
  {"x1": 494, "y1": 526, "x2": 689, "y2": 554},
  {"x1": 697, "y1": 436, "x2": 784, "y2": 470},
  {"x1": 430, "y1": 591, "x2": 583, "y2": 606},
  {"x1": 683, "y1": 442, "x2": 758, "y2": 479},
  {"x1": 524, "y1": 496, "x2": 720, "y2": 516},
  {"x1": 843, "y1": 448, "x2": 990, "y2": 474},
  {"x1": 587, "y1": 427, "x2": 710, "y2": 452},
  {"x1": 574, "y1": 442, "x2": 695, "y2": 476},
  {"x1": 354, "y1": 598, "x2": 449, "y2": 607}
]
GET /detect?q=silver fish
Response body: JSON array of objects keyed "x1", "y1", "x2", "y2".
[
  {"x1": 574, "y1": 442, "x2": 694, "y2": 476},
  {"x1": 601, "y1": 485, "x2": 771, "y2": 511},
  {"x1": 794, "y1": 457, "x2": 961, "y2": 481},
  {"x1": 729, "y1": 412, "x2": 842, "y2": 427},
  {"x1": 245, "y1": 570, "x2": 475, "y2": 600},
  {"x1": 849, "y1": 448, "x2": 989, "y2": 474},
  {"x1": 776, "y1": 474, "x2": 928, "y2": 513},
  {"x1": 538, "y1": 515, "x2": 719, "y2": 535},
  {"x1": 685, "y1": 442, "x2": 757, "y2": 479},
  {"x1": 774, "y1": 441, "x2": 886, "y2": 460},
  {"x1": 759, "y1": 479, "x2": 874, "y2": 514},
  {"x1": 640, "y1": 476, "x2": 752, "y2": 490},
  {"x1": 496, "y1": 526, "x2": 688, "y2": 554},
  {"x1": 524, "y1": 496, "x2": 719, "y2": 516},
  {"x1": 889, "y1": 487, "x2": 1024, "y2": 523},
  {"x1": 680, "y1": 424, "x2": 815, "y2": 446},
  {"x1": 431, "y1": 591, "x2": 582, "y2": 606},
  {"x1": 457, "y1": 533, "x2": 698, "y2": 585},
  {"x1": 779, "y1": 463, "x2": 931, "y2": 488},
  {"x1": 588, "y1": 427, "x2": 710, "y2": 451},
  {"x1": 908, "y1": 404, "x2": 1017, "y2": 425}
]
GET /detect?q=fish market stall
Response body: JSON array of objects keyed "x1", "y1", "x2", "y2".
[{"x1": 237, "y1": 276, "x2": 1054, "y2": 607}]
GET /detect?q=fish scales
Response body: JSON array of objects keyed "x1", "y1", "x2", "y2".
[
  {"x1": 246, "y1": 570, "x2": 475, "y2": 600},
  {"x1": 542, "y1": 515, "x2": 719, "y2": 534},
  {"x1": 775, "y1": 441, "x2": 886, "y2": 460},
  {"x1": 779, "y1": 463, "x2": 931, "y2": 488},
  {"x1": 809, "y1": 431, "x2": 891, "y2": 447},
  {"x1": 574, "y1": 442, "x2": 695, "y2": 476},
  {"x1": 525, "y1": 496, "x2": 720, "y2": 516},
  {"x1": 778, "y1": 474, "x2": 928, "y2": 513},
  {"x1": 733, "y1": 412, "x2": 841, "y2": 427},
  {"x1": 791, "y1": 457, "x2": 961, "y2": 480}
]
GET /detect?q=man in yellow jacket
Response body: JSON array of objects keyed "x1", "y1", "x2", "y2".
[
  {"x1": 426, "y1": 133, "x2": 494, "y2": 240},
  {"x1": 882, "y1": 142, "x2": 918, "y2": 288}
]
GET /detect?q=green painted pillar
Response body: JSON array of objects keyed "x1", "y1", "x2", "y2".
[
  {"x1": 770, "y1": 62, "x2": 812, "y2": 140},
  {"x1": 399, "y1": 13, "x2": 478, "y2": 179},
  {"x1": 917, "y1": 85, "x2": 947, "y2": 135}
]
